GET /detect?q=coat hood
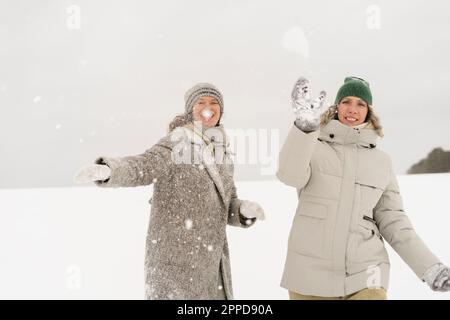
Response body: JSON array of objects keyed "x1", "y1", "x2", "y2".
[{"x1": 319, "y1": 119, "x2": 378, "y2": 149}]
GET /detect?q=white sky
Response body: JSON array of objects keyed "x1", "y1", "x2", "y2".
[{"x1": 1, "y1": 0, "x2": 449, "y2": 188}]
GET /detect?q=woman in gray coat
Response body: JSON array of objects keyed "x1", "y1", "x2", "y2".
[
  {"x1": 278, "y1": 76, "x2": 450, "y2": 300},
  {"x1": 75, "y1": 83, "x2": 265, "y2": 300}
]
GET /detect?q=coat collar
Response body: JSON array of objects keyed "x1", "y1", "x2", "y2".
[
  {"x1": 173, "y1": 123, "x2": 229, "y2": 206},
  {"x1": 319, "y1": 119, "x2": 379, "y2": 148}
]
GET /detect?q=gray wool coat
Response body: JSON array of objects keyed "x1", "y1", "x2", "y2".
[{"x1": 94, "y1": 124, "x2": 256, "y2": 300}]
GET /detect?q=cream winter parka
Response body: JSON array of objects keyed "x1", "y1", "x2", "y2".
[{"x1": 277, "y1": 119, "x2": 440, "y2": 297}]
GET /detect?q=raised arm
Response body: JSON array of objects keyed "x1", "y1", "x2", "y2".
[{"x1": 276, "y1": 77, "x2": 326, "y2": 189}]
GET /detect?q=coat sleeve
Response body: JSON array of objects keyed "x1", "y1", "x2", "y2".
[
  {"x1": 373, "y1": 159, "x2": 441, "y2": 280},
  {"x1": 226, "y1": 159, "x2": 256, "y2": 228},
  {"x1": 276, "y1": 123, "x2": 320, "y2": 189},
  {"x1": 94, "y1": 142, "x2": 172, "y2": 188}
]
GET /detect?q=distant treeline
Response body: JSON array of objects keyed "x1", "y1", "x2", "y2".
[{"x1": 407, "y1": 147, "x2": 450, "y2": 174}]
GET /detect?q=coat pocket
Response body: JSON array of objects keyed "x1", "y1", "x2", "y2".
[
  {"x1": 355, "y1": 177, "x2": 386, "y2": 212},
  {"x1": 288, "y1": 201, "x2": 328, "y2": 258}
]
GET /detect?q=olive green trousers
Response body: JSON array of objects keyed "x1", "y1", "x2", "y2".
[{"x1": 289, "y1": 288, "x2": 387, "y2": 300}]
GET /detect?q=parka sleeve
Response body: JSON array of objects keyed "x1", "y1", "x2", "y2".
[
  {"x1": 94, "y1": 141, "x2": 172, "y2": 188},
  {"x1": 276, "y1": 123, "x2": 320, "y2": 189},
  {"x1": 373, "y1": 158, "x2": 441, "y2": 280}
]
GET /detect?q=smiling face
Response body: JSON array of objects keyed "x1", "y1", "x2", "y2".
[
  {"x1": 337, "y1": 96, "x2": 369, "y2": 127},
  {"x1": 192, "y1": 96, "x2": 222, "y2": 128}
]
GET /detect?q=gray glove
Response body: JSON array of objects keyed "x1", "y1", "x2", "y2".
[
  {"x1": 423, "y1": 263, "x2": 450, "y2": 292},
  {"x1": 73, "y1": 164, "x2": 111, "y2": 184},
  {"x1": 240, "y1": 200, "x2": 266, "y2": 221},
  {"x1": 291, "y1": 77, "x2": 327, "y2": 132}
]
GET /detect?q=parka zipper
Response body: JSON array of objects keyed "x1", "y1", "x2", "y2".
[{"x1": 363, "y1": 215, "x2": 376, "y2": 223}]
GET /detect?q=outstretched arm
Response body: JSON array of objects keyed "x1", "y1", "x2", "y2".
[
  {"x1": 74, "y1": 141, "x2": 172, "y2": 188},
  {"x1": 94, "y1": 144, "x2": 172, "y2": 188}
]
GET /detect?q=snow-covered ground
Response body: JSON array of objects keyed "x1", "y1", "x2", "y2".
[{"x1": 1, "y1": 174, "x2": 449, "y2": 300}]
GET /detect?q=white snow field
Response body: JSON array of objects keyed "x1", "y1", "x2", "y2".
[{"x1": 1, "y1": 173, "x2": 449, "y2": 300}]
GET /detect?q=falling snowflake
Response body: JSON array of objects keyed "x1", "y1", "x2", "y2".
[
  {"x1": 153, "y1": 178, "x2": 157, "y2": 183},
  {"x1": 33, "y1": 96, "x2": 42, "y2": 103},
  {"x1": 207, "y1": 245, "x2": 213, "y2": 252},
  {"x1": 151, "y1": 239, "x2": 157, "y2": 244},
  {"x1": 281, "y1": 26, "x2": 310, "y2": 58},
  {"x1": 197, "y1": 236, "x2": 202, "y2": 241},
  {"x1": 79, "y1": 138, "x2": 84, "y2": 143},
  {"x1": 139, "y1": 171, "x2": 144, "y2": 177},
  {"x1": 189, "y1": 278, "x2": 193, "y2": 282},
  {"x1": 185, "y1": 219, "x2": 193, "y2": 230},
  {"x1": 55, "y1": 124, "x2": 62, "y2": 130},
  {"x1": 245, "y1": 219, "x2": 253, "y2": 226},
  {"x1": 218, "y1": 285, "x2": 223, "y2": 290},
  {"x1": 199, "y1": 164, "x2": 204, "y2": 170}
]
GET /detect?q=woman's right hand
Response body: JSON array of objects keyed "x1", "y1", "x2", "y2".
[
  {"x1": 73, "y1": 164, "x2": 111, "y2": 184},
  {"x1": 291, "y1": 77, "x2": 328, "y2": 132}
]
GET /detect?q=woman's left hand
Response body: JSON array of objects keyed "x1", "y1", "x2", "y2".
[
  {"x1": 423, "y1": 263, "x2": 450, "y2": 292},
  {"x1": 240, "y1": 200, "x2": 266, "y2": 221}
]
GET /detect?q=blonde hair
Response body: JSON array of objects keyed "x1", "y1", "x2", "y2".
[
  {"x1": 168, "y1": 113, "x2": 193, "y2": 132},
  {"x1": 320, "y1": 104, "x2": 384, "y2": 137}
]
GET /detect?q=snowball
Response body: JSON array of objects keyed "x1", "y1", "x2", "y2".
[
  {"x1": 201, "y1": 109, "x2": 213, "y2": 120},
  {"x1": 184, "y1": 219, "x2": 193, "y2": 230}
]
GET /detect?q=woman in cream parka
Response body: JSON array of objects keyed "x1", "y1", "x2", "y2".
[{"x1": 277, "y1": 76, "x2": 450, "y2": 300}]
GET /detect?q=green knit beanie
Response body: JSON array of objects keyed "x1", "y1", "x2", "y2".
[{"x1": 334, "y1": 76, "x2": 372, "y2": 106}]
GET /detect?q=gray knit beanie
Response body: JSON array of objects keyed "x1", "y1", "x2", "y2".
[{"x1": 184, "y1": 82, "x2": 224, "y2": 115}]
